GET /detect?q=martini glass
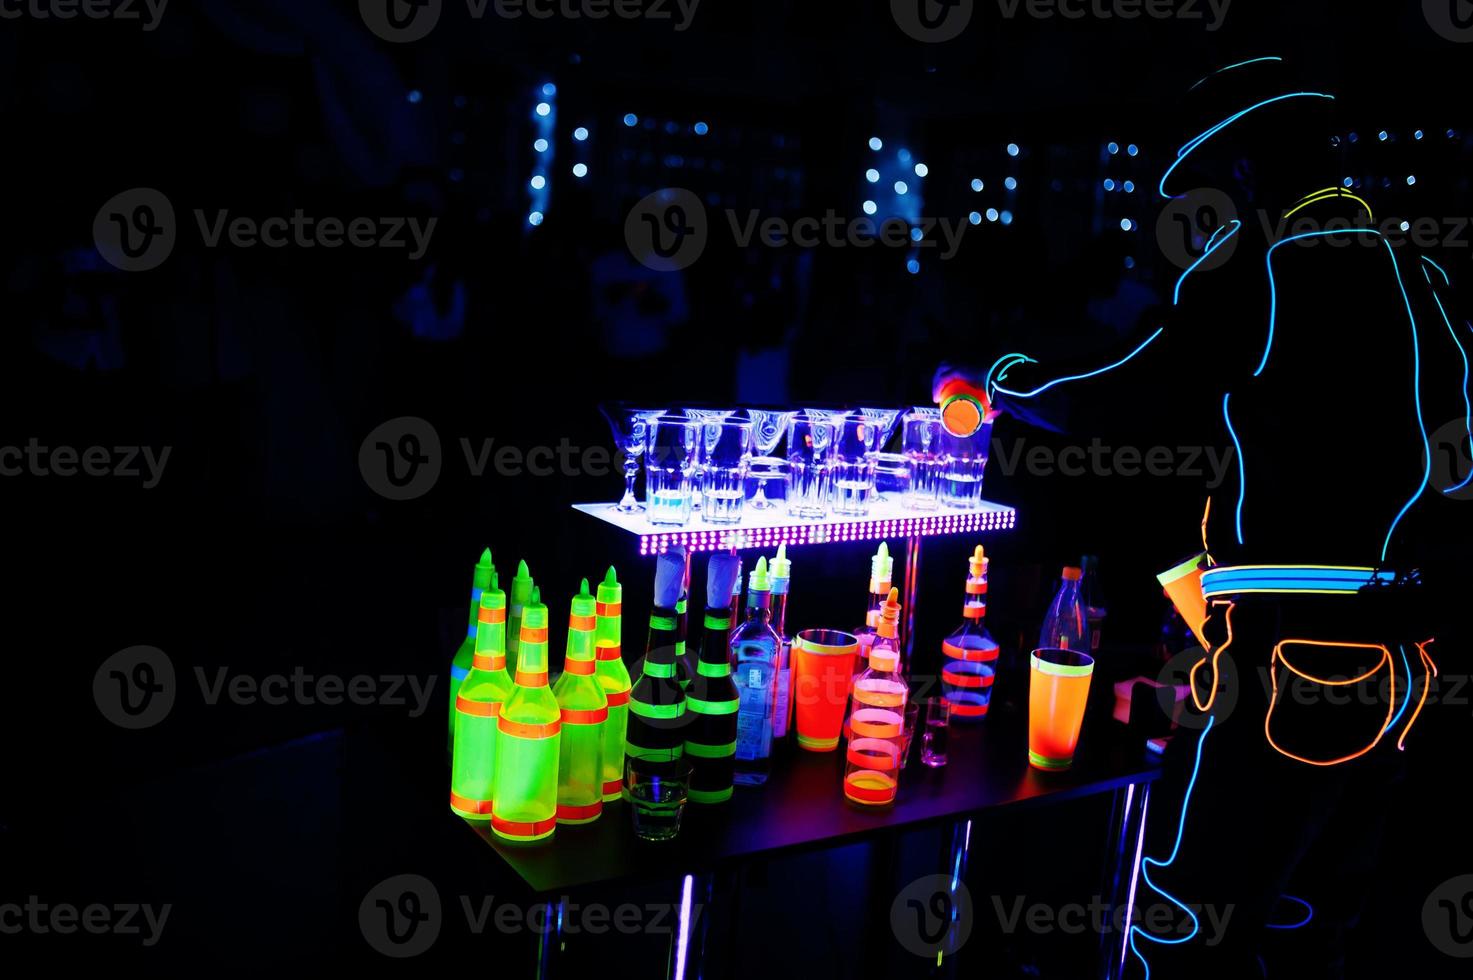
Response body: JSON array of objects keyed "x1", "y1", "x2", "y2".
[
  {"x1": 860, "y1": 408, "x2": 904, "y2": 503},
  {"x1": 684, "y1": 408, "x2": 736, "y2": 512},
  {"x1": 599, "y1": 403, "x2": 664, "y2": 512},
  {"x1": 744, "y1": 408, "x2": 797, "y2": 511}
]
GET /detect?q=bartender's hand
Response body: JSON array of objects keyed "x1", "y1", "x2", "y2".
[{"x1": 931, "y1": 355, "x2": 1036, "y2": 405}]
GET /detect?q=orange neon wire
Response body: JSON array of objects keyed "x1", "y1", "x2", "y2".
[
  {"x1": 1264, "y1": 640, "x2": 1395, "y2": 767},
  {"x1": 1188, "y1": 599, "x2": 1235, "y2": 712},
  {"x1": 1200, "y1": 497, "x2": 1213, "y2": 560},
  {"x1": 1397, "y1": 639, "x2": 1439, "y2": 752}
]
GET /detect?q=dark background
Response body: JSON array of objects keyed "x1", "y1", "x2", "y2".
[{"x1": 3, "y1": 1, "x2": 1473, "y2": 975}]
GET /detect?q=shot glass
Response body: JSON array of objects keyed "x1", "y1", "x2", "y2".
[
  {"x1": 701, "y1": 418, "x2": 754, "y2": 525},
  {"x1": 898, "y1": 699, "x2": 921, "y2": 768},
  {"x1": 786, "y1": 411, "x2": 836, "y2": 519},
  {"x1": 625, "y1": 756, "x2": 691, "y2": 842},
  {"x1": 902, "y1": 410, "x2": 943, "y2": 512},
  {"x1": 646, "y1": 415, "x2": 697, "y2": 527},
  {"x1": 940, "y1": 422, "x2": 993, "y2": 511},
  {"x1": 921, "y1": 697, "x2": 951, "y2": 768},
  {"x1": 870, "y1": 452, "x2": 912, "y2": 506},
  {"x1": 833, "y1": 412, "x2": 879, "y2": 517},
  {"x1": 1028, "y1": 648, "x2": 1095, "y2": 771}
]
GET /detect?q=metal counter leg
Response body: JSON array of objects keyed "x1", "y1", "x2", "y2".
[{"x1": 1098, "y1": 782, "x2": 1152, "y2": 980}]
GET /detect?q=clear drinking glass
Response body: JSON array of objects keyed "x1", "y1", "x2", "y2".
[
  {"x1": 833, "y1": 411, "x2": 879, "y2": 516},
  {"x1": 940, "y1": 421, "x2": 993, "y2": 510},
  {"x1": 860, "y1": 408, "x2": 904, "y2": 453},
  {"x1": 684, "y1": 409, "x2": 736, "y2": 512},
  {"x1": 921, "y1": 697, "x2": 951, "y2": 768},
  {"x1": 871, "y1": 452, "x2": 912, "y2": 505},
  {"x1": 701, "y1": 418, "x2": 754, "y2": 525},
  {"x1": 599, "y1": 404, "x2": 664, "y2": 512},
  {"x1": 625, "y1": 756, "x2": 691, "y2": 841},
  {"x1": 902, "y1": 410, "x2": 944, "y2": 512},
  {"x1": 786, "y1": 411, "x2": 836, "y2": 519},
  {"x1": 646, "y1": 415, "x2": 698, "y2": 526},
  {"x1": 744, "y1": 409, "x2": 796, "y2": 511},
  {"x1": 898, "y1": 699, "x2": 922, "y2": 767}
]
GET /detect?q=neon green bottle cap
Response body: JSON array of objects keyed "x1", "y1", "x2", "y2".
[
  {"x1": 480, "y1": 587, "x2": 507, "y2": 611},
  {"x1": 523, "y1": 597, "x2": 548, "y2": 630},
  {"x1": 597, "y1": 566, "x2": 621, "y2": 605},
  {"x1": 473, "y1": 547, "x2": 495, "y2": 590},
  {"x1": 771, "y1": 543, "x2": 791, "y2": 581},
  {"x1": 572, "y1": 578, "x2": 596, "y2": 619},
  {"x1": 511, "y1": 560, "x2": 534, "y2": 602},
  {"x1": 871, "y1": 541, "x2": 893, "y2": 589},
  {"x1": 749, "y1": 556, "x2": 771, "y2": 592}
]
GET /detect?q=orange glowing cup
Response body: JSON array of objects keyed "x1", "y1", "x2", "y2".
[
  {"x1": 1028, "y1": 648, "x2": 1095, "y2": 770},
  {"x1": 792, "y1": 630, "x2": 860, "y2": 751},
  {"x1": 1156, "y1": 553, "x2": 1209, "y2": 650}
]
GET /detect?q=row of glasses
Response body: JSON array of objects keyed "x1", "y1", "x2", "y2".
[{"x1": 600, "y1": 403, "x2": 990, "y2": 526}]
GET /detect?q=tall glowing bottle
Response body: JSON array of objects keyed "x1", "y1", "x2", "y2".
[
  {"x1": 853, "y1": 542, "x2": 894, "y2": 674},
  {"x1": 593, "y1": 567, "x2": 632, "y2": 803},
  {"x1": 491, "y1": 586, "x2": 560, "y2": 843},
  {"x1": 942, "y1": 545, "x2": 1001, "y2": 722},
  {"x1": 553, "y1": 580, "x2": 608, "y2": 824},
  {"x1": 769, "y1": 544, "x2": 794, "y2": 740},
  {"x1": 505, "y1": 560, "x2": 535, "y2": 677},
  {"x1": 844, "y1": 588, "x2": 907, "y2": 807},
  {"x1": 685, "y1": 554, "x2": 742, "y2": 803},
  {"x1": 732, "y1": 557, "x2": 782, "y2": 786},
  {"x1": 626, "y1": 548, "x2": 689, "y2": 767},
  {"x1": 450, "y1": 577, "x2": 514, "y2": 820},
  {"x1": 448, "y1": 548, "x2": 496, "y2": 750}
]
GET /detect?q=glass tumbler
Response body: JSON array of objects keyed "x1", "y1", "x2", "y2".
[
  {"x1": 744, "y1": 409, "x2": 796, "y2": 511},
  {"x1": 701, "y1": 418, "x2": 754, "y2": 525},
  {"x1": 646, "y1": 415, "x2": 698, "y2": 527},
  {"x1": 785, "y1": 411, "x2": 836, "y2": 519},
  {"x1": 902, "y1": 410, "x2": 943, "y2": 512},
  {"x1": 940, "y1": 421, "x2": 993, "y2": 511},
  {"x1": 832, "y1": 412, "x2": 879, "y2": 517},
  {"x1": 625, "y1": 756, "x2": 691, "y2": 841}
]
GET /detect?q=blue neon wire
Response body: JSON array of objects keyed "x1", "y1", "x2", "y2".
[
  {"x1": 1174, "y1": 220, "x2": 1242, "y2": 306},
  {"x1": 994, "y1": 328, "x2": 1164, "y2": 399},
  {"x1": 1160, "y1": 93, "x2": 1335, "y2": 198},
  {"x1": 1265, "y1": 894, "x2": 1315, "y2": 931},
  {"x1": 1384, "y1": 644, "x2": 1415, "y2": 735},
  {"x1": 1128, "y1": 715, "x2": 1217, "y2": 980},
  {"x1": 1424, "y1": 281, "x2": 1473, "y2": 492},
  {"x1": 1189, "y1": 56, "x2": 1284, "y2": 91},
  {"x1": 1422, "y1": 255, "x2": 1451, "y2": 286},
  {"x1": 1223, "y1": 393, "x2": 1246, "y2": 545},
  {"x1": 1256, "y1": 228, "x2": 1383, "y2": 377},
  {"x1": 1379, "y1": 238, "x2": 1433, "y2": 562}
]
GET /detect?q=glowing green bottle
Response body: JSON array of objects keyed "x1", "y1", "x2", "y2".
[
  {"x1": 506, "y1": 560, "x2": 535, "y2": 678},
  {"x1": 491, "y1": 587, "x2": 560, "y2": 843},
  {"x1": 627, "y1": 548, "x2": 689, "y2": 767},
  {"x1": 552, "y1": 580, "x2": 609, "y2": 824},
  {"x1": 686, "y1": 553, "x2": 742, "y2": 804},
  {"x1": 448, "y1": 548, "x2": 496, "y2": 750},
  {"x1": 593, "y1": 567, "x2": 632, "y2": 803},
  {"x1": 450, "y1": 579, "x2": 513, "y2": 820}
]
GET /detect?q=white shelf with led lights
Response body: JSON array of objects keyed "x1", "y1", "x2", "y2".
[{"x1": 571, "y1": 498, "x2": 1017, "y2": 555}]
